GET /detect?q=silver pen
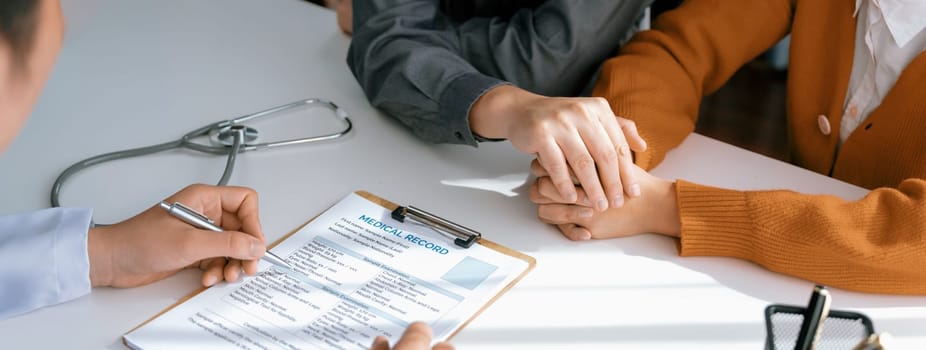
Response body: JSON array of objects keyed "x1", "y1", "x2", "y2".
[{"x1": 159, "y1": 201, "x2": 295, "y2": 272}]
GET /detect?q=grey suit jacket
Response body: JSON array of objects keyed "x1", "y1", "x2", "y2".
[{"x1": 347, "y1": 0, "x2": 651, "y2": 146}]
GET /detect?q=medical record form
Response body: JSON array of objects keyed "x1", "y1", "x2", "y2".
[{"x1": 124, "y1": 192, "x2": 534, "y2": 350}]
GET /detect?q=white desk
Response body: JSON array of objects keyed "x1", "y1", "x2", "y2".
[{"x1": 1, "y1": 1, "x2": 923, "y2": 349}]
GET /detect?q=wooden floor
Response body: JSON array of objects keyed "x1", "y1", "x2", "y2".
[{"x1": 696, "y1": 61, "x2": 789, "y2": 161}]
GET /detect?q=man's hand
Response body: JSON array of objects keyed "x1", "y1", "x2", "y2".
[
  {"x1": 370, "y1": 322, "x2": 455, "y2": 350},
  {"x1": 470, "y1": 85, "x2": 646, "y2": 212},
  {"x1": 337, "y1": 0, "x2": 353, "y2": 34},
  {"x1": 87, "y1": 184, "x2": 267, "y2": 288},
  {"x1": 528, "y1": 159, "x2": 680, "y2": 240}
]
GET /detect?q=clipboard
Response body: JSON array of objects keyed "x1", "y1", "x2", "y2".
[{"x1": 124, "y1": 190, "x2": 535, "y2": 348}]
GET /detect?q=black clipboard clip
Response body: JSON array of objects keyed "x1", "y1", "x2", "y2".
[{"x1": 391, "y1": 205, "x2": 482, "y2": 248}]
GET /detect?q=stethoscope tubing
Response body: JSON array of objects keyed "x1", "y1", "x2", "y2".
[
  {"x1": 50, "y1": 139, "x2": 184, "y2": 207},
  {"x1": 49, "y1": 99, "x2": 352, "y2": 221}
]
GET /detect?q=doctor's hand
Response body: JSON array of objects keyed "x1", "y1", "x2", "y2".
[
  {"x1": 469, "y1": 85, "x2": 647, "y2": 213},
  {"x1": 370, "y1": 322, "x2": 455, "y2": 350},
  {"x1": 529, "y1": 159, "x2": 681, "y2": 241},
  {"x1": 87, "y1": 184, "x2": 267, "y2": 288}
]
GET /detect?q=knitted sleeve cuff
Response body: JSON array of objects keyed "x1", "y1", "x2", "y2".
[{"x1": 675, "y1": 180, "x2": 757, "y2": 261}]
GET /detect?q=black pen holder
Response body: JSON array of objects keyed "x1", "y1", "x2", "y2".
[{"x1": 765, "y1": 305, "x2": 875, "y2": 350}]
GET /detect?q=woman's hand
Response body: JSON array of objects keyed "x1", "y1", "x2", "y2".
[{"x1": 529, "y1": 159, "x2": 681, "y2": 241}]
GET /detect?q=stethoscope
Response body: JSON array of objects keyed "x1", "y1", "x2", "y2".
[{"x1": 50, "y1": 98, "x2": 353, "y2": 212}]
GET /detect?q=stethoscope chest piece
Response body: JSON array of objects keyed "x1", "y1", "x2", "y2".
[{"x1": 209, "y1": 124, "x2": 260, "y2": 147}]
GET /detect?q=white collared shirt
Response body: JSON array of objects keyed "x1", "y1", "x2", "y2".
[{"x1": 840, "y1": 0, "x2": 926, "y2": 143}]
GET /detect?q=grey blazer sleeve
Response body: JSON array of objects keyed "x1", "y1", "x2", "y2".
[{"x1": 347, "y1": 0, "x2": 651, "y2": 146}]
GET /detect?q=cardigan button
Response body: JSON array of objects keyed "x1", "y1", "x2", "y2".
[{"x1": 817, "y1": 114, "x2": 832, "y2": 136}]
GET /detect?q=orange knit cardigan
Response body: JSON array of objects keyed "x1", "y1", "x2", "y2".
[{"x1": 593, "y1": 0, "x2": 926, "y2": 294}]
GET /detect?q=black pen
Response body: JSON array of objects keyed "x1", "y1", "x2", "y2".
[
  {"x1": 795, "y1": 285, "x2": 832, "y2": 350},
  {"x1": 159, "y1": 201, "x2": 295, "y2": 272}
]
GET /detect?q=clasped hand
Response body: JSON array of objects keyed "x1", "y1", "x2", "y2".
[
  {"x1": 470, "y1": 85, "x2": 648, "y2": 212},
  {"x1": 528, "y1": 159, "x2": 682, "y2": 241}
]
